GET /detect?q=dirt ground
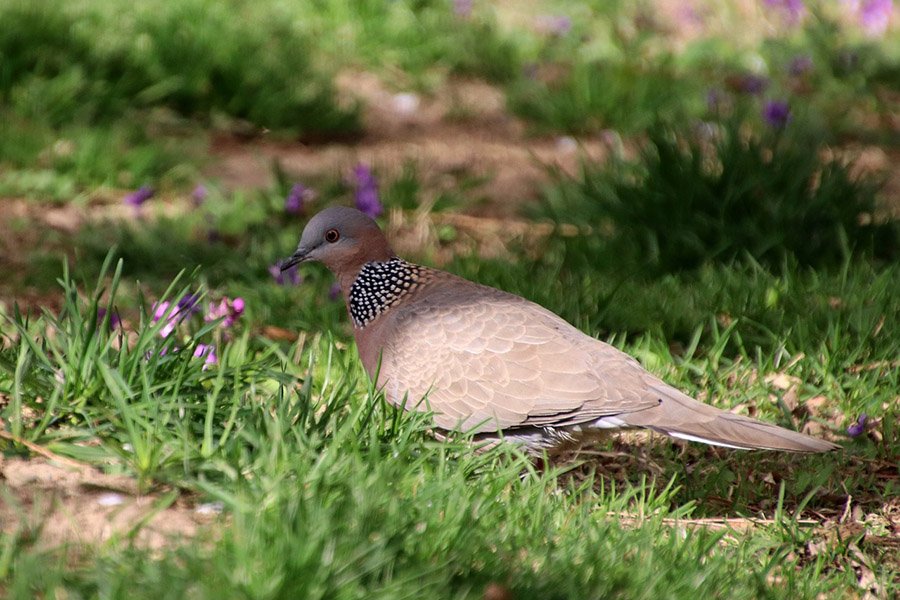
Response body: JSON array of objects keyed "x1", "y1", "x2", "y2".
[
  {"x1": 208, "y1": 74, "x2": 612, "y2": 217},
  {"x1": 0, "y1": 456, "x2": 220, "y2": 551}
]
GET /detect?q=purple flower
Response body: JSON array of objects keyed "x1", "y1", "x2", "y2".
[
  {"x1": 206, "y1": 297, "x2": 245, "y2": 328},
  {"x1": 706, "y1": 88, "x2": 726, "y2": 112},
  {"x1": 124, "y1": 186, "x2": 154, "y2": 213},
  {"x1": 150, "y1": 294, "x2": 200, "y2": 338},
  {"x1": 762, "y1": 0, "x2": 806, "y2": 25},
  {"x1": 177, "y1": 293, "x2": 202, "y2": 317},
  {"x1": 788, "y1": 55, "x2": 813, "y2": 76},
  {"x1": 453, "y1": 0, "x2": 473, "y2": 17},
  {"x1": 193, "y1": 344, "x2": 218, "y2": 369},
  {"x1": 762, "y1": 100, "x2": 792, "y2": 128},
  {"x1": 353, "y1": 164, "x2": 383, "y2": 219},
  {"x1": 328, "y1": 282, "x2": 342, "y2": 302},
  {"x1": 676, "y1": 5, "x2": 704, "y2": 27},
  {"x1": 847, "y1": 414, "x2": 868, "y2": 437},
  {"x1": 152, "y1": 301, "x2": 170, "y2": 322},
  {"x1": 151, "y1": 301, "x2": 177, "y2": 338},
  {"x1": 736, "y1": 74, "x2": 769, "y2": 95},
  {"x1": 97, "y1": 307, "x2": 121, "y2": 330},
  {"x1": 191, "y1": 185, "x2": 208, "y2": 207},
  {"x1": 269, "y1": 263, "x2": 301, "y2": 286},
  {"x1": 858, "y1": 0, "x2": 893, "y2": 36},
  {"x1": 535, "y1": 14, "x2": 572, "y2": 36},
  {"x1": 284, "y1": 183, "x2": 308, "y2": 215}
]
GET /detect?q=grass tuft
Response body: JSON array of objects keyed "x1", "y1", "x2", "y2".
[{"x1": 539, "y1": 122, "x2": 898, "y2": 273}]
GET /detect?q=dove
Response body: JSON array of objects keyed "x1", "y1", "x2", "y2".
[{"x1": 281, "y1": 207, "x2": 838, "y2": 453}]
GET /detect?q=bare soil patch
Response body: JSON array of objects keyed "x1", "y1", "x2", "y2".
[
  {"x1": 206, "y1": 74, "x2": 611, "y2": 218},
  {"x1": 0, "y1": 457, "x2": 218, "y2": 550}
]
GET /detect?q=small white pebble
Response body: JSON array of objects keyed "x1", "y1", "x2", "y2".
[
  {"x1": 599, "y1": 129, "x2": 624, "y2": 156},
  {"x1": 97, "y1": 493, "x2": 125, "y2": 507},
  {"x1": 695, "y1": 121, "x2": 719, "y2": 141},
  {"x1": 195, "y1": 501, "x2": 224, "y2": 515},
  {"x1": 745, "y1": 53, "x2": 768, "y2": 74},
  {"x1": 556, "y1": 136, "x2": 578, "y2": 154},
  {"x1": 392, "y1": 93, "x2": 420, "y2": 116}
]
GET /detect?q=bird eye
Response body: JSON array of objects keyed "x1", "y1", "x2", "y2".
[{"x1": 324, "y1": 228, "x2": 340, "y2": 243}]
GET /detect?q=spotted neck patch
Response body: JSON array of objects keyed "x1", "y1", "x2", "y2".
[{"x1": 348, "y1": 258, "x2": 426, "y2": 328}]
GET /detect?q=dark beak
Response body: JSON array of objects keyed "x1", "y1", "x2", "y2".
[{"x1": 280, "y1": 247, "x2": 311, "y2": 271}]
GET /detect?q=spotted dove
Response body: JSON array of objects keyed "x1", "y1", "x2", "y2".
[{"x1": 281, "y1": 206, "x2": 838, "y2": 453}]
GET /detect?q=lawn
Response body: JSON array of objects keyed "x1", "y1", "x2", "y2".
[{"x1": 0, "y1": 1, "x2": 898, "y2": 598}]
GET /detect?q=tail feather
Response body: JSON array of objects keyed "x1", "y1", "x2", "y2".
[{"x1": 619, "y1": 383, "x2": 839, "y2": 453}]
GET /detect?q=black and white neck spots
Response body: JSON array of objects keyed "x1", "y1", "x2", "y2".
[{"x1": 349, "y1": 258, "x2": 424, "y2": 328}]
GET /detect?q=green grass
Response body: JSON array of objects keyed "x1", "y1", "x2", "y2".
[
  {"x1": 1, "y1": 220, "x2": 898, "y2": 597},
  {"x1": 0, "y1": 115, "x2": 204, "y2": 201},
  {"x1": 503, "y1": 2, "x2": 900, "y2": 135},
  {"x1": 1, "y1": 256, "x2": 897, "y2": 598},
  {"x1": 0, "y1": 0, "x2": 358, "y2": 133},
  {"x1": 0, "y1": 0, "x2": 359, "y2": 197},
  {"x1": 537, "y1": 121, "x2": 898, "y2": 274},
  {"x1": 301, "y1": 0, "x2": 522, "y2": 84},
  {"x1": 4, "y1": 0, "x2": 898, "y2": 198}
]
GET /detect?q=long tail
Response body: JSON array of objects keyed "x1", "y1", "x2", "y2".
[{"x1": 618, "y1": 383, "x2": 839, "y2": 452}]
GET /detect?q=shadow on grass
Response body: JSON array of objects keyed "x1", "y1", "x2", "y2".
[{"x1": 556, "y1": 435, "x2": 897, "y2": 520}]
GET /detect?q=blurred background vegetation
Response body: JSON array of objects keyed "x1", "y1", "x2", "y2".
[{"x1": 2, "y1": 0, "x2": 897, "y2": 344}]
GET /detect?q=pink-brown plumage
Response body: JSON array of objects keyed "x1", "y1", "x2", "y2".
[{"x1": 282, "y1": 207, "x2": 838, "y2": 454}]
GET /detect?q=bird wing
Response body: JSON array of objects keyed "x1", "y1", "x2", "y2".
[{"x1": 376, "y1": 281, "x2": 660, "y2": 433}]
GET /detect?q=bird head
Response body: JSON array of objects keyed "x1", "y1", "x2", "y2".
[{"x1": 281, "y1": 206, "x2": 394, "y2": 275}]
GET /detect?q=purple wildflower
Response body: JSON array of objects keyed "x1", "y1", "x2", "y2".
[
  {"x1": 328, "y1": 282, "x2": 342, "y2": 302},
  {"x1": 151, "y1": 301, "x2": 177, "y2": 338},
  {"x1": 730, "y1": 73, "x2": 769, "y2": 96},
  {"x1": 193, "y1": 344, "x2": 218, "y2": 369},
  {"x1": 177, "y1": 293, "x2": 202, "y2": 317},
  {"x1": 535, "y1": 14, "x2": 572, "y2": 36},
  {"x1": 191, "y1": 184, "x2": 208, "y2": 207},
  {"x1": 124, "y1": 186, "x2": 154, "y2": 216},
  {"x1": 97, "y1": 307, "x2": 121, "y2": 330},
  {"x1": 150, "y1": 294, "x2": 201, "y2": 338},
  {"x1": 206, "y1": 297, "x2": 245, "y2": 328},
  {"x1": 453, "y1": 0, "x2": 473, "y2": 18},
  {"x1": 858, "y1": 0, "x2": 893, "y2": 36},
  {"x1": 676, "y1": 4, "x2": 704, "y2": 27},
  {"x1": 152, "y1": 301, "x2": 170, "y2": 322},
  {"x1": 205, "y1": 300, "x2": 225, "y2": 324},
  {"x1": 762, "y1": 0, "x2": 806, "y2": 25},
  {"x1": 762, "y1": 100, "x2": 792, "y2": 128},
  {"x1": 353, "y1": 164, "x2": 383, "y2": 219},
  {"x1": 736, "y1": 74, "x2": 769, "y2": 95},
  {"x1": 706, "y1": 88, "x2": 726, "y2": 112},
  {"x1": 847, "y1": 414, "x2": 868, "y2": 437},
  {"x1": 269, "y1": 263, "x2": 301, "y2": 286},
  {"x1": 788, "y1": 55, "x2": 813, "y2": 76},
  {"x1": 284, "y1": 183, "x2": 308, "y2": 215}
]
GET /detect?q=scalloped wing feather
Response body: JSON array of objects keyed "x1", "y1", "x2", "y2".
[{"x1": 372, "y1": 277, "x2": 660, "y2": 433}]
